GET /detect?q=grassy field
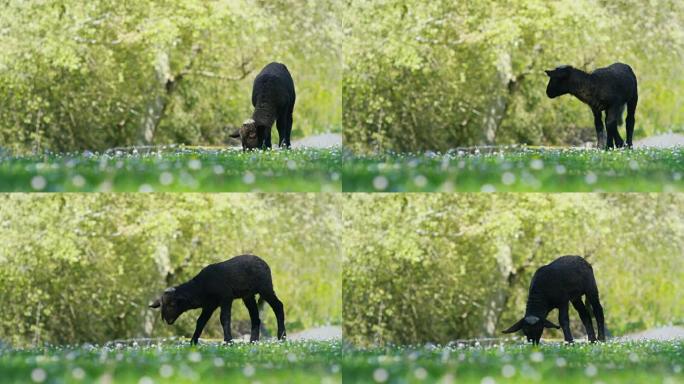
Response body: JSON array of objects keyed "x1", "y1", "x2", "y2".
[
  {"x1": 342, "y1": 340, "x2": 684, "y2": 383},
  {"x1": 342, "y1": 147, "x2": 684, "y2": 192},
  {"x1": 0, "y1": 339, "x2": 341, "y2": 384},
  {"x1": 0, "y1": 146, "x2": 342, "y2": 192}
]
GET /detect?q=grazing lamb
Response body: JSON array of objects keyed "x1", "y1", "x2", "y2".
[
  {"x1": 149, "y1": 255, "x2": 286, "y2": 345},
  {"x1": 545, "y1": 63, "x2": 638, "y2": 149},
  {"x1": 230, "y1": 62, "x2": 296, "y2": 150},
  {"x1": 502, "y1": 255, "x2": 605, "y2": 345}
]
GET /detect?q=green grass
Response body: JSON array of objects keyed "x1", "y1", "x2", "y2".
[
  {"x1": 342, "y1": 147, "x2": 684, "y2": 192},
  {"x1": 0, "y1": 339, "x2": 341, "y2": 384},
  {"x1": 343, "y1": 340, "x2": 684, "y2": 383},
  {"x1": 0, "y1": 146, "x2": 342, "y2": 192}
]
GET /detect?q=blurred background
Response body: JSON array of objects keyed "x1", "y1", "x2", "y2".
[
  {"x1": 0, "y1": 0, "x2": 342, "y2": 153},
  {"x1": 343, "y1": 193, "x2": 684, "y2": 345},
  {"x1": 343, "y1": 0, "x2": 684, "y2": 152},
  {"x1": 0, "y1": 193, "x2": 342, "y2": 347}
]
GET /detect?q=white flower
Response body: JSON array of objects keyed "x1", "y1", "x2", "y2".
[
  {"x1": 72, "y1": 175, "x2": 86, "y2": 188},
  {"x1": 243, "y1": 171, "x2": 256, "y2": 184},
  {"x1": 501, "y1": 172, "x2": 516, "y2": 185},
  {"x1": 585, "y1": 172, "x2": 598, "y2": 185},
  {"x1": 373, "y1": 368, "x2": 389, "y2": 383},
  {"x1": 159, "y1": 364, "x2": 174, "y2": 378},
  {"x1": 31, "y1": 368, "x2": 46, "y2": 383},
  {"x1": 584, "y1": 364, "x2": 598, "y2": 377},
  {"x1": 530, "y1": 351, "x2": 544, "y2": 362},
  {"x1": 414, "y1": 367, "x2": 428, "y2": 380},
  {"x1": 373, "y1": 176, "x2": 388, "y2": 190},
  {"x1": 188, "y1": 351, "x2": 202, "y2": 362},
  {"x1": 72, "y1": 367, "x2": 86, "y2": 380},
  {"x1": 243, "y1": 364, "x2": 256, "y2": 377},
  {"x1": 159, "y1": 172, "x2": 174, "y2": 186},
  {"x1": 31, "y1": 176, "x2": 47, "y2": 190},
  {"x1": 502, "y1": 364, "x2": 515, "y2": 378}
]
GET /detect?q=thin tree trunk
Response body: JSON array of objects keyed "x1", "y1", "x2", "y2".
[
  {"x1": 482, "y1": 52, "x2": 513, "y2": 145},
  {"x1": 481, "y1": 242, "x2": 513, "y2": 336},
  {"x1": 485, "y1": 236, "x2": 544, "y2": 336},
  {"x1": 136, "y1": 46, "x2": 251, "y2": 146},
  {"x1": 32, "y1": 302, "x2": 42, "y2": 347},
  {"x1": 138, "y1": 51, "x2": 171, "y2": 145}
]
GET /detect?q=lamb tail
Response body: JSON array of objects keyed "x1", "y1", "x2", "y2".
[
  {"x1": 256, "y1": 296, "x2": 271, "y2": 338},
  {"x1": 617, "y1": 103, "x2": 626, "y2": 126}
]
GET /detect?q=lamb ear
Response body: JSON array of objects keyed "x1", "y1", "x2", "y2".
[
  {"x1": 556, "y1": 66, "x2": 572, "y2": 78},
  {"x1": 502, "y1": 318, "x2": 525, "y2": 333},
  {"x1": 149, "y1": 298, "x2": 161, "y2": 308},
  {"x1": 544, "y1": 69, "x2": 553, "y2": 77},
  {"x1": 543, "y1": 319, "x2": 560, "y2": 329},
  {"x1": 228, "y1": 130, "x2": 241, "y2": 138}
]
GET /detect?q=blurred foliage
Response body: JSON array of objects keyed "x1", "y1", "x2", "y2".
[
  {"x1": 343, "y1": 193, "x2": 684, "y2": 345},
  {"x1": 0, "y1": 193, "x2": 342, "y2": 347},
  {"x1": 343, "y1": 0, "x2": 684, "y2": 152},
  {"x1": 0, "y1": 0, "x2": 342, "y2": 153}
]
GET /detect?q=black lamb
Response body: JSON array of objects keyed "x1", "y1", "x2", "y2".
[
  {"x1": 502, "y1": 255, "x2": 605, "y2": 344},
  {"x1": 545, "y1": 62, "x2": 638, "y2": 149},
  {"x1": 149, "y1": 254, "x2": 286, "y2": 344},
  {"x1": 230, "y1": 62, "x2": 296, "y2": 150}
]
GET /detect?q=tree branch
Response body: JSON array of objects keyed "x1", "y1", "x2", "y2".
[
  {"x1": 184, "y1": 70, "x2": 252, "y2": 81},
  {"x1": 180, "y1": 54, "x2": 253, "y2": 82}
]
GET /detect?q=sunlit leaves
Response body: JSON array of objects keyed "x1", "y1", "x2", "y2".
[
  {"x1": 0, "y1": 194, "x2": 342, "y2": 346},
  {"x1": 343, "y1": 193, "x2": 684, "y2": 345},
  {"x1": 0, "y1": 0, "x2": 341, "y2": 153},
  {"x1": 344, "y1": 0, "x2": 684, "y2": 152}
]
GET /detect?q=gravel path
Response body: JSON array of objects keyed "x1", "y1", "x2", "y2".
[
  {"x1": 222, "y1": 133, "x2": 341, "y2": 150},
  {"x1": 634, "y1": 133, "x2": 684, "y2": 148},
  {"x1": 292, "y1": 133, "x2": 342, "y2": 149},
  {"x1": 289, "y1": 325, "x2": 342, "y2": 341},
  {"x1": 619, "y1": 326, "x2": 684, "y2": 341}
]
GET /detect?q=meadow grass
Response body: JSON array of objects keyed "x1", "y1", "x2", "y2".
[
  {"x1": 0, "y1": 339, "x2": 341, "y2": 384},
  {"x1": 342, "y1": 339, "x2": 684, "y2": 383},
  {"x1": 342, "y1": 147, "x2": 684, "y2": 192},
  {"x1": 0, "y1": 146, "x2": 342, "y2": 192}
]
